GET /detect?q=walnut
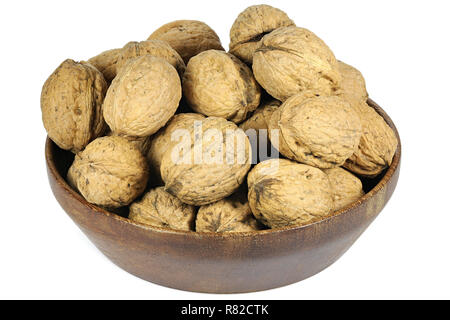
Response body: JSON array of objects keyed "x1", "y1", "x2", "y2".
[
  {"x1": 160, "y1": 117, "x2": 252, "y2": 206},
  {"x1": 41, "y1": 59, "x2": 107, "y2": 153},
  {"x1": 229, "y1": 4, "x2": 295, "y2": 64},
  {"x1": 344, "y1": 102, "x2": 398, "y2": 177},
  {"x1": 253, "y1": 26, "x2": 341, "y2": 101},
  {"x1": 88, "y1": 48, "x2": 121, "y2": 83},
  {"x1": 324, "y1": 167, "x2": 364, "y2": 211},
  {"x1": 196, "y1": 189, "x2": 261, "y2": 233},
  {"x1": 336, "y1": 62, "x2": 396, "y2": 177},
  {"x1": 239, "y1": 99, "x2": 280, "y2": 132},
  {"x1": 67, "y1": 136, "x2": 149, "y2": 208},
  {"x1": 147, "y1": 113, "x2": 205, "y2": 185},
  {"x1": 107, "y1": 131, "x2": 151, "y2": 155},
  {"x1": 268, "y1": 91, "x2": 362, "y2": 168},
  {"x1": 116, "y1": 40, "x2": 185, "y2": 76},
  {"x1": 240, "y1": 99, "x2": 280, "y2": 163},
  {"x1": 183, "y1": 50, "x2": 261, "y2": 123},
  {"x1": 248, "y1": 159, "x2": 333, "y2": 228},
  {"x1": 103, "y1": 55, "x2": 182, "y2": 137},
  {"x1": 148, "y1": 20, "x2": 224, "y2": 64},
  {"x1": 338, "y1": 61, "x2": 368, "y2": 109},
  {"x1": 129, "y1": 187, "x2": 196, "y2": 231}
]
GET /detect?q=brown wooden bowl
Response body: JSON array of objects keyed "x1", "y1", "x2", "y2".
[{"x1": 45, "y1": 99, "x2": 401, "y2": 294}]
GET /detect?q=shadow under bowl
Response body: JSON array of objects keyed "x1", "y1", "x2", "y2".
[{"x1": 45, "y1": 99, "x2": 401, "y2": 294}]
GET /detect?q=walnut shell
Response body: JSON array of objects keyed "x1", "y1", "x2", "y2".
[
  {"x1": 183, "y1": 50, "x2": 261, "y2": 123},
  {"x1": 148, "y1": 20, "x2": 224, "y2": 64},
  {"x1": 160, "y1": 117, "x2": 252, "y2": 206},
  {"x1": 253, "y1": 26, "x2": 341, "y2": 101},
  {"x1": 229, "y1": 4, "x2": 295, "y2": 64},
  {"x1": 196, "y1": 189, "x2": 261, "y2": 233},
  {"x1": 41, "y1": 59, "x2": 107, "y2": 153},
  {"x1": 88, "y1": 48, "x2": 121, "y2": 83},
  {"x1": 240, "y1": 99, "x2": 280, "y2": 163},
  {"x1": 338, "y1": 61, "x2": 368, "y2": 109},
  {"x1": 103, "y1": 55, "x2": 182, "y2": 137},
  {"x1": 67, "y1": 136, "x2": 149, "y2": 208},
  {"x1": 147, "y1": 113, "x2": 205, "y2": 185},
  {"x1": 269, "y1": 91, "x2": 362, "y2": 168},
  {"x1": 344, "y1": 102, "x2": 398, "y2": 177},
  {"x1": 239, "y1": 99, "x2": 280, "y2": 132},
  {"x1": 116, "y1": 40, "x2": 185, "y2": 76},
  {"x1": 324, "y1": 167, "x2": 364, "y2": 211},
  {"x1": 129, "y1": 187, "x2": 196, "y2": 231},
  {"x1": 248, "y1": 159, "x2": 333, "y2": 228},
  {"x1": 107, "y1": 131, "x2": 151, "y2": 155}
]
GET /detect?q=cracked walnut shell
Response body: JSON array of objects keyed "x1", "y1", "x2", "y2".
[
  {"x1": 41, "y1": 59, "x2": 107, "y2": 153},
  {"x1": 147, "y1": 113, "x2": 205, "y2": 185},
  {"x1": 248, "y1": 159, "x2": 333, "y2": 228},
  {"x1": 324, "y1": 167, "x2": 364, "y2": 211},
  {"x1": 67, "y1": 136, "x2": 149, "y2": 208},
  {"x1": 229, "y1": 4, "x2": 295, "y2": 65},
  {"x1": 253, "y1": 26, "x2": 341, "y2": 101},
  {"x1": 269, "y1": 91, "x2": 362, "y2": 168},
  {"x1": 88, "y1": 48, "x2": 121, "y2": 83},
  {"x1": 344, "y1": 102, "x2": 398, "y2": 177},
  {"x1": 160, "y1": 117, "x2": 252, "y2": 206},
  {"x1": 148, "y1": 20, "x2": 224, "y2": 64},
  {"x1": 183, "y1": 50, "x2": 261, "y2": 123},
  {"x1": 196, "y1": 189, "x2": 261, "y2": 233},
  {"x1": 116, "y1": 40, "x2": 186, "y2": 76},
  {"x1": 103, "y1": 55, "x2": 182, "y2": 137},
  {"x1": 129, "y1": 187, "x2": 196, "y2": 231}
]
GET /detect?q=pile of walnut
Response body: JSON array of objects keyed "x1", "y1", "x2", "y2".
[{"x1": 41, "y1": 5, "x2": 398, "y2": 233}]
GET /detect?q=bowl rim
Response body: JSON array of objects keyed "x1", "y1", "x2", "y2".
[{"x1": 46, "y1": 98, "x2": 401, "y2": 239}]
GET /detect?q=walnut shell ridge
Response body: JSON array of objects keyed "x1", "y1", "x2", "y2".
[
  {"x1": 248, "y1": 159, "x2": 333, "y2": 228},
  {"x1": 67, "y1": 136, "x2": 149, "y2": 208},
  {"x1": 269, "y1": 91, "x2": 362, "y2": 168},
  {"x1": 253, "y1": 26, "x2": 341, "y2": 101},
  {"x1": 160, "y1": 117, "x2": 252, "y2": 206},
  {"x1": 229, "y1": 4, "x2": 295, "y2": 64},
  {"x1": 324, "y1": 167, "x2": 364, "y2": 211},
  {"x1": 196, "y1": 189, "x2": 261, "y2": 233},
  {"x1": 183, "y1": 50, "x2": 261, "y2": 123},
  {"x1": 147, "y1": 113, "x2": 205, "y2": 185},
  {"x1": 41, "y1": 59, "x2": 107, "y2": 153},
  {"x1": 88, "y1": 48, "x2": 121, "y2": 83},
  {"x1": 148, "y1": 20, "x2": 224, "y2": 64},
  {"x1": 116, "y1": 40, "x2": 186, "y2": 76},
  {"x1": 344, "y1": 102, "x2": 398, "y2": 177},
  {"x1": 129, "y1": 187, "x2": 196, "y2": 231},
  {"x1": 103, "y1": 55, "x2": 182, "y2": 137}
]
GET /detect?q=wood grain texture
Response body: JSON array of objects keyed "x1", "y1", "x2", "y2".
[{"x1": 45, "y1": 99, "x2": 401, "y2": 293}]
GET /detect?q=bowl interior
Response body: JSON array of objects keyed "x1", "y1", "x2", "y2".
[{"x1": 47, "y1": 98, "x2": 400, "y2": 233}]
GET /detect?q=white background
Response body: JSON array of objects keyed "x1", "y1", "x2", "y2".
[{"x1": 0, "y1": 0, "x2": 449, "y2": 300}]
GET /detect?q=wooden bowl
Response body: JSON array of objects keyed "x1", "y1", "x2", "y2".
[{"x1": 45, "y1": 99, "x2": 401, "y2": 294}]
